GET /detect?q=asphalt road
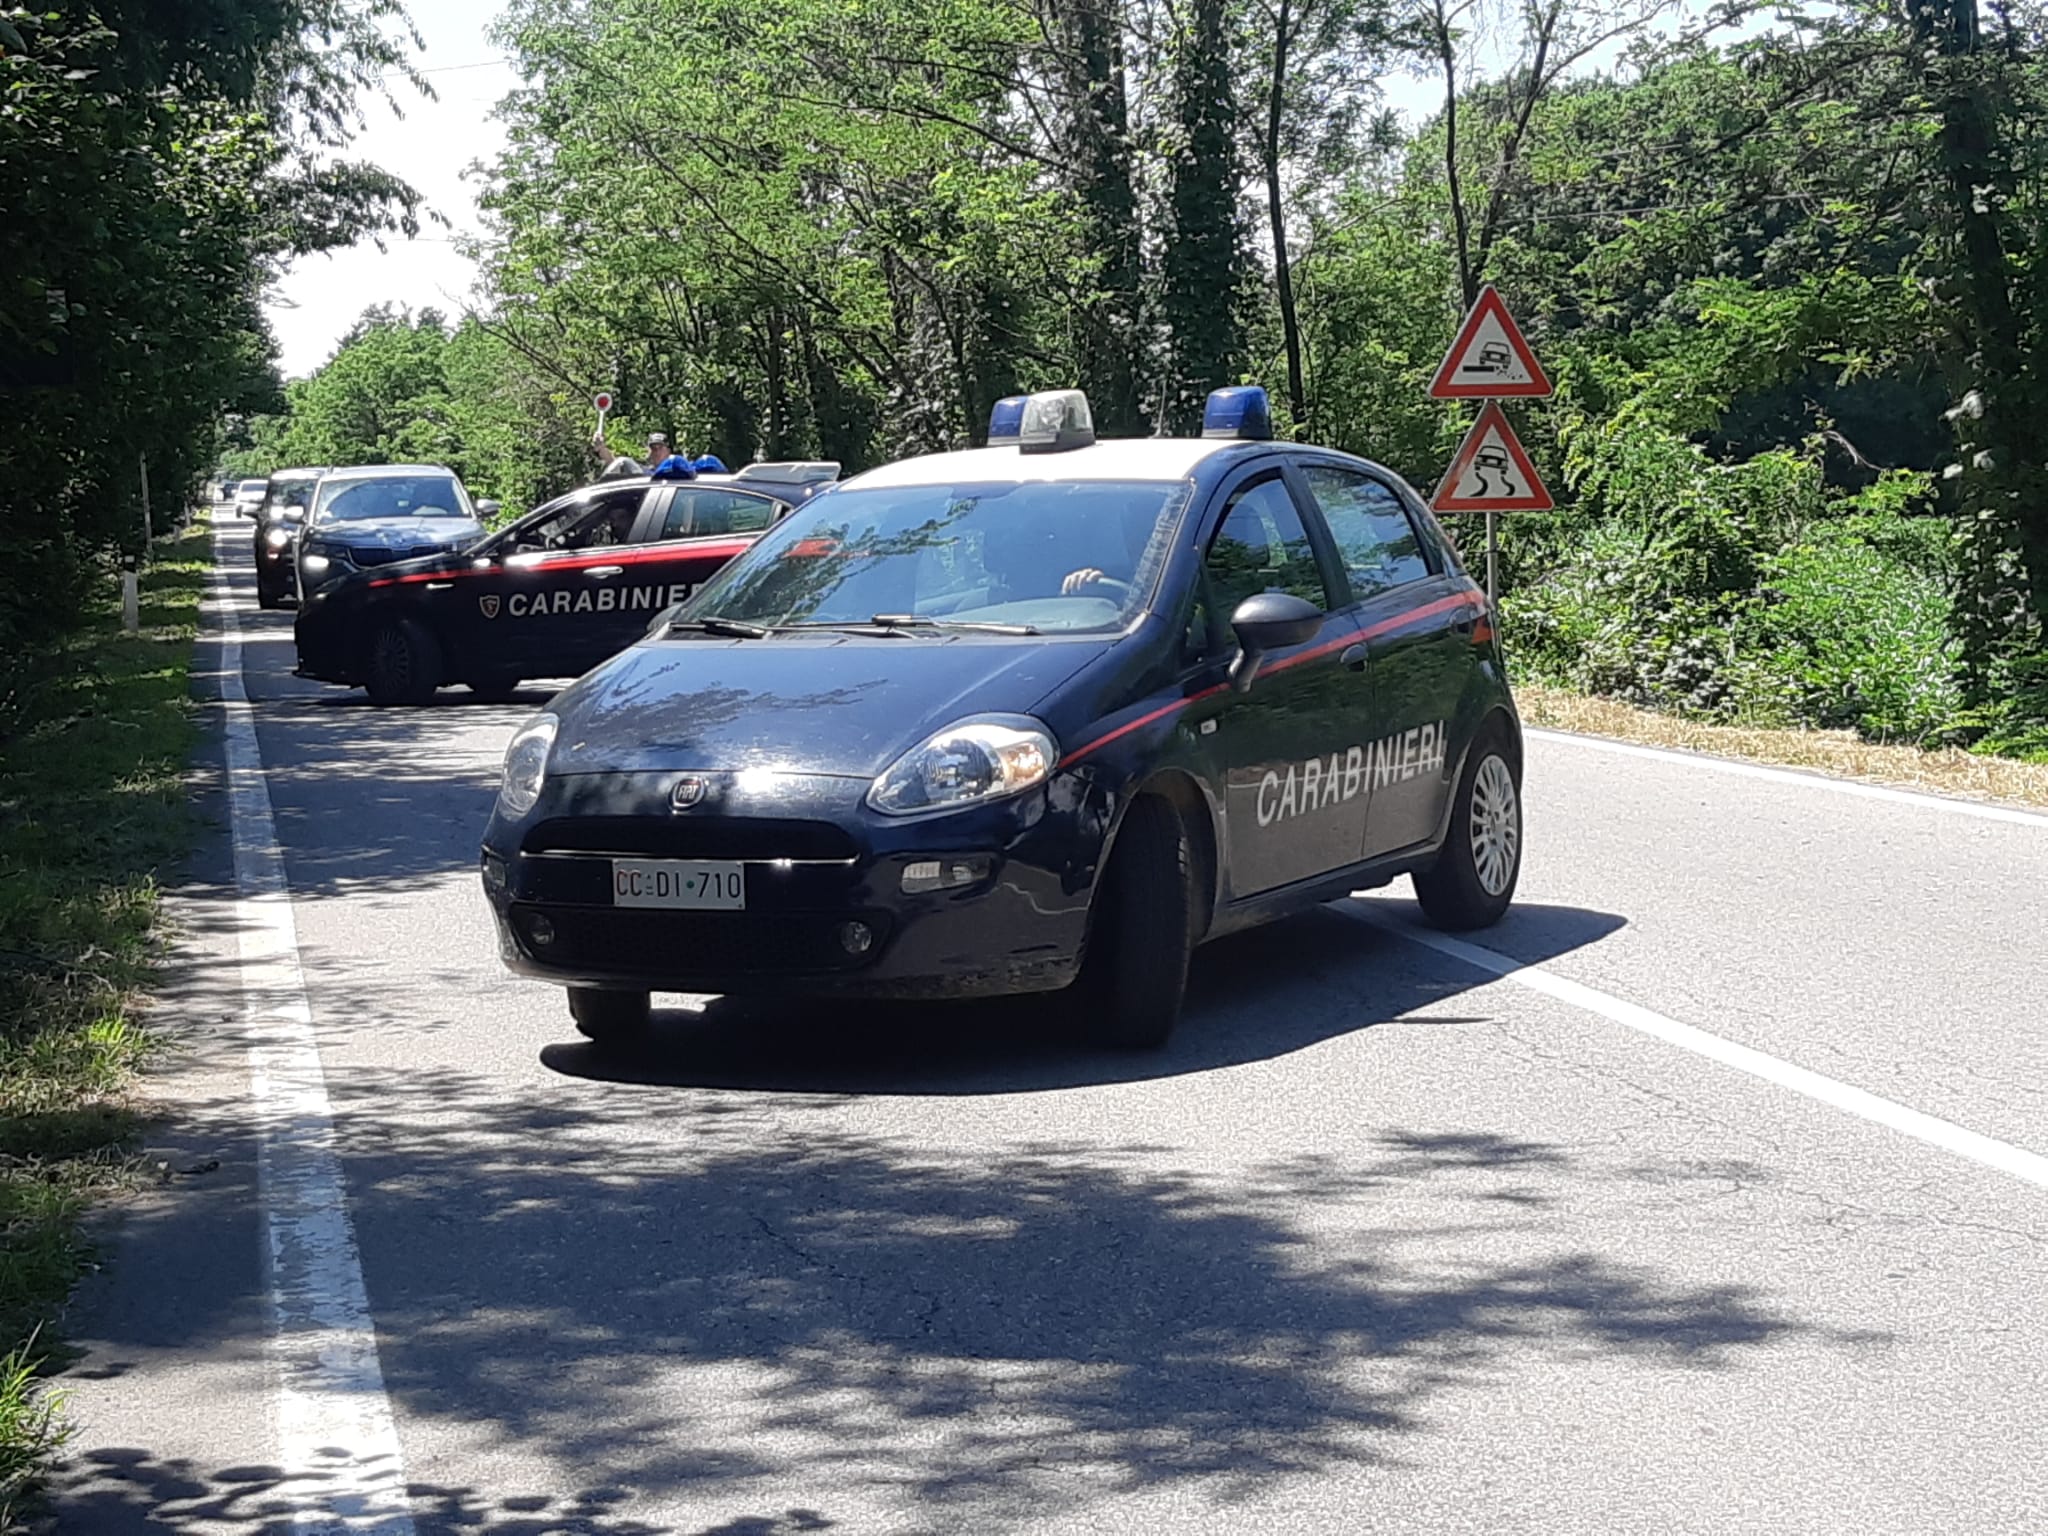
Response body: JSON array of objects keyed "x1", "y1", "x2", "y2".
[{"x1": 43, "y1": 526, "x2": 2048, "y2": 1534}]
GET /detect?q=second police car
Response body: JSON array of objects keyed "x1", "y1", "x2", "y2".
[
  {"x1": 294, "y1": 462, "x2": 839, "y2": 703},
  {"x1": 481, "y1": 388, "x2": 1523, "y2": 1049}
]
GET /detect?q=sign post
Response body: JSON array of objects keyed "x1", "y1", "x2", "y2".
[{"x1": 1428, "y1": 286, "x2": 1552, "y2": 622}]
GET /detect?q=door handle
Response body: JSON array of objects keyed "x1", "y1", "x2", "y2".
[
  {"x1": 1340, "y1": 643, "x2": 1370, "y2": 671},
  {"x1": 424, "y1": 580, "x2": 454, "y2": 591},
  {"x1": 584, "y1": 565, "x2": 624, "y2": 579}
]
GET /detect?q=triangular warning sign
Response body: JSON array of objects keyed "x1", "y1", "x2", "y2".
[
  {"x1": 1431, "y1": 402, "x2": 1553, "y2": 513},
  {"x1": 1429, "y1": 285, "x2": 1552, "y2": 399}
]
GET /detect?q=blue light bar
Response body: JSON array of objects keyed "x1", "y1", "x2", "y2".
[
  {"x1": 988, "y1": 395, "x2": 1029, "y2": 446},
  {"x1": 1202, "y1": 386, "x2": 1273, "y2": 441}
]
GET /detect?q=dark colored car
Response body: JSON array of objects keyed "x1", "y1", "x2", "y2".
[
  {"x1": 293, "y1": 465, "x2": 487, "y2": 602},
  {"x1": 294, "y1": 464, "x2": 839, "y2": 704},
  {"x1": 479, "y1": 388, "x2": 1523, "y2": 1050},
  {"x1": 252, "y1": 467, "x2": 328, "y2": 609}
]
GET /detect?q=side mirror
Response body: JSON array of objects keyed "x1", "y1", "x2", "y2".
[
  {"x1": 280, "y1": 506, "x2": 304, "y2": 523},
  {"x1": 1228, "y1": 591, "x2": 1323, "y2": 693},
  {"x1": 476, "y1": 499, "x2": 501, "y2": 517}
]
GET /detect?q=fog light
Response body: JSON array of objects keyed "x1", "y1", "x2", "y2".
[
  {"x1": 901, "y1": 855, "x2": 992, "y2": 894},
  {"x1": 838, "y1": 920, "x2": 874, "y2": 956},
  {"x1": 523, "y1": 913, "x2": 555, "y2": 949}
]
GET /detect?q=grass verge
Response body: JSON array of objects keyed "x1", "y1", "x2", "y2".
[
  {"x1": 1516, "y1": 682, "x2": 2048, "y2": 810},
  {"x1": 0, "y1": 514, "x2": 209, "y2": 1524}
]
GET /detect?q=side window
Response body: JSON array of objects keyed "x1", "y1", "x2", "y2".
[
  {"x1": 1204, "y1": 476, "x2": 1331, "y2": 615},
  {"x1": 1188, "y1": 475, "x2": 1331, "y2": 660},
  {"x1": 659, "y1": 489, "x2": 779, "y2": 540},
  {"x1": 1302, "y1": 465, "x2": 1431, "y2": 599}
]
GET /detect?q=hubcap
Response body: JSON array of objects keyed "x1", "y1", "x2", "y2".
[
  {"x1": 1470, "y1": 754, "x2": 1520, "y2": 897},
  {"x1": 376, "y1": 628, "x2": 409, "y2": 686}
]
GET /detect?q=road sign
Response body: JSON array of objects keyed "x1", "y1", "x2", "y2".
[
  {"x1": 1431, "y1": 401, "x2": 1553, "y2": 513},
  {"x1": 1429, "y1": 286, "x2": 1552, "y2": 399},
  {"x1": 592, "y1": 392, "x2": 613, "y2": 414}
]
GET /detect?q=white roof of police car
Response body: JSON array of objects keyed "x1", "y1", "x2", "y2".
[{"x1": 844, "y1": 438, "x2": 1257, "y2": 489}]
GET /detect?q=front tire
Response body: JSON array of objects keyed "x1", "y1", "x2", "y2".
[
  {"x1": 1075, "y1": 796, "x2": 1192, "y2": 1049},
  {"x1": 1412, "y1": 730, "x2": 1522, "y2": 930},
  {"x1": 468, "y1": 671, "x2": 524, "y2": 701},
  {"x1": 256, "y1": 582, "x2": 281, "y2": 611},
  {"x1": 364, "y1": 618, "x2": 444, "y2": 706},
  {"x1": 569, "y1": 987, "x2": 651, "y2": 1045}
]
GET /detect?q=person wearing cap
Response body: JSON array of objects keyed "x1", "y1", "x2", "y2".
[{"x1": 644, "y1": 432, "x2": 669, "y2": 464}]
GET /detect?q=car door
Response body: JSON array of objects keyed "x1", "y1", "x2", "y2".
[
  {"x1": 623, "y1": 483, "x2": 788, "y2": 615},
  {"x1": 1192, "y1": 466, "x2": 1372, "y2": 897},
  {"x1": 1297, "y1": 461, "x2": 1475, "y2": 858},
  {"x1": 490, "y1": 485, "x2": 662, "y2": 676}
]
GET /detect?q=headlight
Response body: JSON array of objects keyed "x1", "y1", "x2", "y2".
[
  {"x1": 498, "y1": 713, "x2": 559, "y2": 817},
  {"x1": 868, "y1": 715, "x2": 1056, "y2": 816},
  {"x1": 264, "y1": 527, "x2": 291, "y2": 549}
]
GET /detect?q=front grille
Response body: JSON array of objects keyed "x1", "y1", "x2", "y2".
[
  {"x1": 347, "y1": 544, "x2": 441, "y2": 567},
  {"x1": 526, "y1": 816, "x2": 860, "y2": 862},
  {"x1": 510, "y1": 904, "x2": 890, "y2": 976}
]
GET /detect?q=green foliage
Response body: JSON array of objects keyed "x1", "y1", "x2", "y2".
[{"x1": 0, "y1": 0, "x2": 421, "y2": 732}]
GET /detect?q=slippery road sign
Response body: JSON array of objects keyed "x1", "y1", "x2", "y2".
[
  {"x1": 1429, "y1": 286, "x2": 1552, "y2": 399},
  {"x1": 1432, "y1": 401, "x2": 1553, "y2": 513}
]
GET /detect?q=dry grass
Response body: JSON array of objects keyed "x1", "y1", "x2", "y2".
[{"x1": 1516, "y1": 683, "x2": 2048, "y2": 810}]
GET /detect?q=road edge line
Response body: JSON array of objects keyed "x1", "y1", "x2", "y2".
[
  {"x1": 1524, "y1": 727, "x2": 2048, "y2": 829},
  {"x1": 212, "y1": 525, "x2": 417, "y2": 1531},
  {"x1": 1343, "y1": 903, "x2": 2048, "y2": 1193}
]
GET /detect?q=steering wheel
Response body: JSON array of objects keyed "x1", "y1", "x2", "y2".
[{"x1": 1063, "y1": 567, "x2": 1130, "y2": 597}]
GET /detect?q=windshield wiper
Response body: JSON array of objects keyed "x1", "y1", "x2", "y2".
[
  {"x1": 663, "y1": 616, "x2": 773, "y2": 639},
  {"x1": 866, "y1": 614, "x2": 1042, "y2": 636}
]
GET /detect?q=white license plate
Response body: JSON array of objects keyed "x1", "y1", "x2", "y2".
[{"x1": 610, "y1": 859, "x2": 746, "y2": 910}]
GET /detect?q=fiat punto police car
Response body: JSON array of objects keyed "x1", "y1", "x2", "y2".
[{"x1": 480, "y1": 388, "x2": 1523, "y2": 1049}]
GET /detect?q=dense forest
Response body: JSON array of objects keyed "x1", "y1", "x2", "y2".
[
  {"x1": 0, "y1": 0, "x2": 423, "y2": 726},
  {"x1": 12, "y1": 0, "x2": 2048, "y2": 756}
]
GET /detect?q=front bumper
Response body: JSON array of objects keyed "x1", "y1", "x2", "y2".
[{"x1": 480, "y1": 770, "x2": 1109, "y2": 999}]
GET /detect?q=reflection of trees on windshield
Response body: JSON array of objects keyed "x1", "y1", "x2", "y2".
[
  {"x1": 691, "y1": 484, "x2": 1184, "y2": 629},
  {"x1": 694, "y1": 500, "x2": 982, "y2": 626}
]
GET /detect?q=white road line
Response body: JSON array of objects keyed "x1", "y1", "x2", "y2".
[
  {"x1": 211, "y1": 528, "x2": 416, "y2": 1533},
  {"x1": 1526, "y1": 727, "x2": 2048, "y2": 828},
  {"x1": 1344, "y1": 903, "x2": 2048, "y2": 1193}
]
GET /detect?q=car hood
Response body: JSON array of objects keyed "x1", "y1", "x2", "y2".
[
  {"x1": 548, "y1": 632, "x2": 1110, "y2": 778},
  {"x1": 310, "y1": 516, "x2": 483, "y2": 550}
]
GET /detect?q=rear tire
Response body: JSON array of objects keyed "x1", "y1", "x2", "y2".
[
  {"x1": 1075, "y1": 796, "x2": 1192, "y2": 1049},
  {"x1": 569, "y1": 987, "x2": 651, "y2": 1045},
  {"x1": 364, "y1": 618, "x2": 444, "y2": 706},
  {"x1": 1412, "y1": 729, "x2": 1522, "y2": 930}
]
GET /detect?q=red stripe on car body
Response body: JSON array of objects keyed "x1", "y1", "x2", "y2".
[{"x1": 1058, "y1": 587, "x2": 1486, "y2": 768}]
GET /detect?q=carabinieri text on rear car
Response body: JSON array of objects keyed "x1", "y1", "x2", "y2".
[{"x1": 480, "y1": 387, "x2": 1524, "y2": 1049}]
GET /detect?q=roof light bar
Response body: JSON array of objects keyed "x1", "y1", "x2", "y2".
[
  {"x1": 1202, "y1": 385, "x2": 1274, "y2": 441},
  {"x1": 1016, "y1": 390, "x2": 1095, "y2": 454},
  {"x1": 987, "y1": 396, "x2": 1029, "y2": 446}
]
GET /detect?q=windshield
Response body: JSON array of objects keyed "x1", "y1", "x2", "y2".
[
  {"x1": 680, "y1": 479, "x2": 1190, "y2": 635},
  {"x1": 312, "y1": 475, "x2": 472, "y2": 524},
  {"x1": 262, "y1": 477, "x2": 319, "y2": 513}
]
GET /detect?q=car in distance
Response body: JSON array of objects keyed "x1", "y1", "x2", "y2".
[
  {"x1": 251, "y1": 467, "x2": 329, "y2": 609},
  {"x1": 231, "y1": 479, "x2": 269, "y2": 518},
  {"x1": 480, "y1": 388, "x2": 1522, "y2": 1051},
  {"x1": 293, "y1": 465, "x2": 486, "y2": 601},
  {"x1": 294, "y1": 463, "x2": 839, "y2": 704}
]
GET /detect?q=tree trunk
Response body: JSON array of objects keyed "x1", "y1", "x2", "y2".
[
  {"x1": 1264, "y1": 0, "x2": 1307, "y2": 432},
  {"x1": 1162, "y1": 0, "x2": 1241, "y2": 433}
]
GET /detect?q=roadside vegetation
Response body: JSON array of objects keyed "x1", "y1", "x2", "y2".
[
  {"x1": 0, "y1": 517, "x2": 208, "y2": 1522},
  {"x1": 228, "y1": 0, "x2": 2048, "y2": 769}
]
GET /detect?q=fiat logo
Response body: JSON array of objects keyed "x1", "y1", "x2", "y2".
[{"x1": 669, "y1": 776, "x2": 706, "y2": 811}]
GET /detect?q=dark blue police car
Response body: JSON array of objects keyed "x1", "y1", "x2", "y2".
[{"x1": 480, "y1": 388, "x2": 1522, "y2": 1048}]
